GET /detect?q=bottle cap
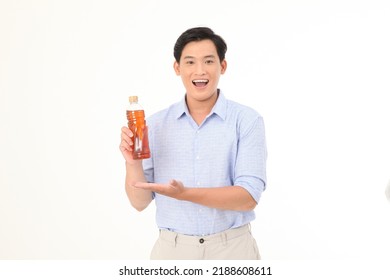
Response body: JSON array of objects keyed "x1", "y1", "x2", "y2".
[{"x1": 129, "y1": 96, "x2": 138, "y2": 103}]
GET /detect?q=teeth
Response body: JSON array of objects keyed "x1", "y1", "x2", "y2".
[{"x1": 193, "y1": 79, "x2": 208, "y2": 83}]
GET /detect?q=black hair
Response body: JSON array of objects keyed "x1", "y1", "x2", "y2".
[{"x1": 173, "y1": 27, "x2": 227, "y2": 63}]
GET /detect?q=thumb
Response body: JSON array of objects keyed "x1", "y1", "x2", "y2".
[
  {"x1": 169, "y1": 179, "x2": 178, "y2": 186},
  {"x1": 169, "y1": 179, "x2": 184, "y2": 188}
]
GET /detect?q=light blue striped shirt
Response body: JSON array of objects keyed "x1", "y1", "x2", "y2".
[{"x1": 143, "y1": 91, "x2": 267, "y2": 236}]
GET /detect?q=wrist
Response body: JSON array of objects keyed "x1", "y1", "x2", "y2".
[
  {"x1": 177, "y1": 186, "x2": 191, "y2": 201},
  {"x1": 125, "y1": 160, "x2": 143, "y2": 167}
]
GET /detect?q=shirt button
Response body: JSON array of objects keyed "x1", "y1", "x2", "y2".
[{"x1": 199, "y1": 238, "x2": 205, "y2": 244}]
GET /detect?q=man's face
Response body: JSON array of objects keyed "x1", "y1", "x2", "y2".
[{"x1": 174, "y1": 39, "x2": 227, "y2": 104}]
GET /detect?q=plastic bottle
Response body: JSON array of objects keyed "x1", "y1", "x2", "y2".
[{"x1": 126, "y1": 96, "x2": 150, "y2": 159}]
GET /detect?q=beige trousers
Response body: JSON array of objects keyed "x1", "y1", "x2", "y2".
[{"x1": 150, "y1": 224, "x2": 261, "y2": 260}]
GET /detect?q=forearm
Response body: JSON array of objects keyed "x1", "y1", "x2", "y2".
[
  {"x1": 180, "y1": 186, "x2": 257, "y2": 211},
  {"x1": 124, "y1": 161, "x2": 153, "y2": 211}
]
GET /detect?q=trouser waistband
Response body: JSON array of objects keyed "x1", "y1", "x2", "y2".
[{"x1": 159, "y1": 224, "x2": 251, "y2": 246}]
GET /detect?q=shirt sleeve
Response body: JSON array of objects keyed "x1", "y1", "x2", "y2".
[{"x1": 234, "y1": 115, "x2": 267, "y2": 203}]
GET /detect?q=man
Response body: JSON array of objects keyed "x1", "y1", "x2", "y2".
[{"x1": 119, "y1": 27, "x2": 267, "y2": 259}]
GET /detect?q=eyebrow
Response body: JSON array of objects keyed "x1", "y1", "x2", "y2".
[{"x1": 182, "y1": 55, "x2": 216, "y2": 60}]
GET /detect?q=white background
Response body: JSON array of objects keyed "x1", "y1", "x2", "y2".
[{"x1": 1, "y1": 0, "x2": 389, "y2": 260}]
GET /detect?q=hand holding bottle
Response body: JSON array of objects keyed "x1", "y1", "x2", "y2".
[
  {"x1": 120, "y1": 126, "x2": 138, "y2": 163},
  {"x1": 120, "y1": 96, "x2": 150, "y2": 163}
]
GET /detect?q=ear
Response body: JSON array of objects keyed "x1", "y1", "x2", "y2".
[
  {"x1": 220, "y1": 59, "x2": 227, "y2": 74},
  {"x1": 173, "y1": 61, "x2": 180, "y2": 75}
]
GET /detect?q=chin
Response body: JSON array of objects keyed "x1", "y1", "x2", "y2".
[{"x1": 189, "y1": 89, "x2": 217, "y2": 100}]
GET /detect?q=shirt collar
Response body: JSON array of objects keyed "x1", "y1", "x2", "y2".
[{"x1": 174, "y1": 89, "x2": 227, "y2": 121}]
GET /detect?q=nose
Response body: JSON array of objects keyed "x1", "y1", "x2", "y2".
[{"x1": 195, "y1": 63, "x2": 206, "y2": 75}]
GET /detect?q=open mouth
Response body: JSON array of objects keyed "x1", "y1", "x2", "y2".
[{"x1": 192, "y1": 79, "x2": 209, "y2": 87}]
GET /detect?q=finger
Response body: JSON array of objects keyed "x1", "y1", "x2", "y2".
[
  {"x1": 134, "y1": 182, "x2": 156, "y2": 189},
  {"x1": 121, "y1": 134, "x2": 133, "y2": 146},
  {"x1": 169, "y1": 179, "x2": 183, "y2": 187},
  {"x1": 169, "y1": 179, "x2": 178, "y2": 186},
  {"x1": 121, "y1": 130, "x2": 133, "y2": 146},
  {"x1": 121, "y1": 126, "x2": 133, "y2": 137},
  {"x1": 134, "y1": 183, "x2": 164, "y2": 192},
  {"x1": 119, "y1": 139, "x2": 133, "y2": 152}
]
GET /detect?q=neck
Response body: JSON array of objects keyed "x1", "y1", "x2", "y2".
[{"x1": 186, "y1": 91, "x2": 219, "y2": 125}]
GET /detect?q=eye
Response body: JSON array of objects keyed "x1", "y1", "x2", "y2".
[
  {"x1": 185, "y1": 60, "x2": 194, "y2": 65},
  {"x1": 205, "y1": 60, "x2": 214, "y2": 64}
]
